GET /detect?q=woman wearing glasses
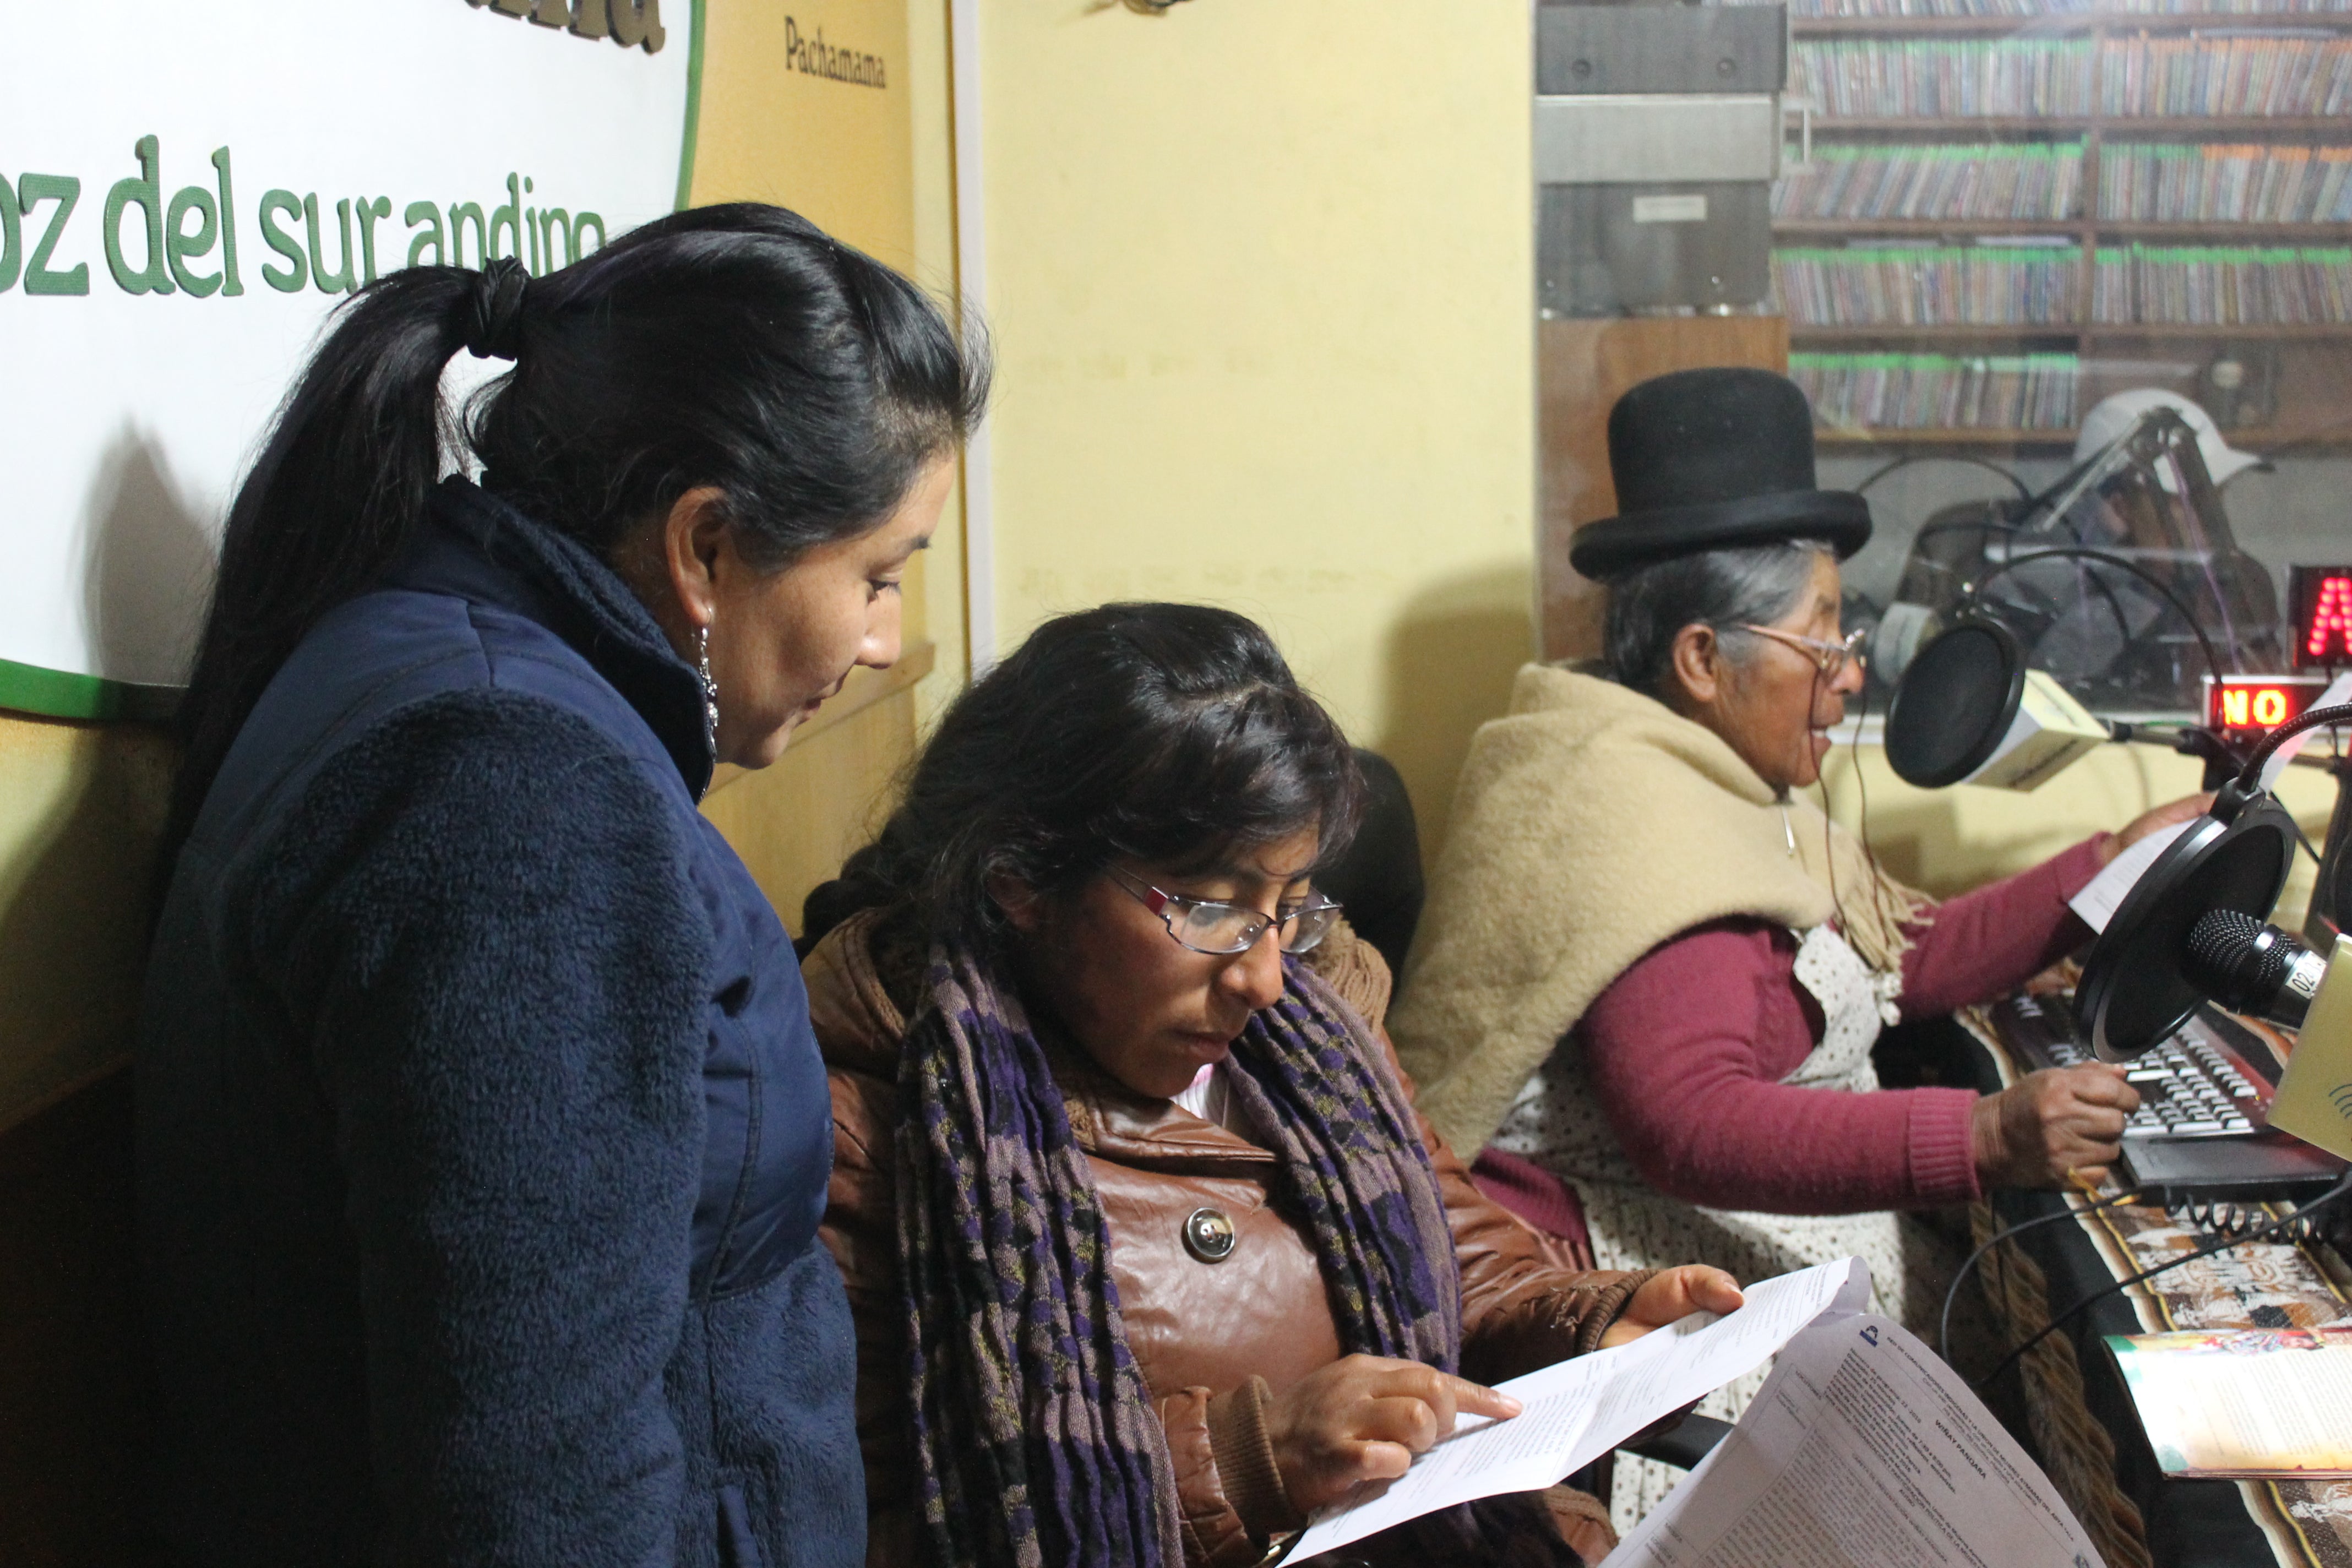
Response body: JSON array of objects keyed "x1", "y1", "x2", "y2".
[
  {"x1": 799, "y1": 602, "x2": 1740, "y2": 1568},
  {"x1": 1386, "y1": 369, "x2": 2198, "y2": 1523}
]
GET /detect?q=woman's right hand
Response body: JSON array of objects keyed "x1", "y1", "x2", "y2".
[
  {"x1": 1972, "y1": 1065, "x2": 2139, "y2": 1189},
  {"x1": 1260, "y1": 1354, "x2": 1521, "y2": 1515}
]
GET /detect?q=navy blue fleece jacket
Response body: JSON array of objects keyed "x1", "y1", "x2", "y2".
[{"x1": 136, "y1": 480, "x2": 861, "y2": 1568}]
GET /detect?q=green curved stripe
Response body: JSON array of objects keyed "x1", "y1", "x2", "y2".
[
  {"x1": 676, "y1": 0, "x2": 707, "y2": 210},
  {"x1": 0, "y1": 657, "x2": 181, "y2": 724}
]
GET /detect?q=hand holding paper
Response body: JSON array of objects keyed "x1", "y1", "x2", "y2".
[
  {"x1": 1602, "y1": 1265, "x2": 1751, "y2": 1348},
  {"x1": 2070, "y1": 819, "x2": 2192, "y2": 933},
  {"x1": 1260, "y1": 1357, "x2": 1529, "y2": 1516},
  {"x1": 1283, "y1": 1258, "x2": 1874, "y2": 1560}
]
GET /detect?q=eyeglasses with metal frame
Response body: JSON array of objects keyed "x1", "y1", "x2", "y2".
[
  {"x1": 1735, "y1": 622, "x2": 1869, "y2": 678},
  {"x1": 1106, "y1": 865, "x2": 1344, "y2": 956}
]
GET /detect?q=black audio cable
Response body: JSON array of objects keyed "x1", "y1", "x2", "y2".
[
  {"x1": 1973, "y1": 1169, "x2": 2352, "y2": 1394},
  {"x1": 1939, "y1": 1182, "x2": 2140, "y2": 1366}
]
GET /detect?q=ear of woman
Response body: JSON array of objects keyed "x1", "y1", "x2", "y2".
[
  {"x1": 626, "y1": 459, "x2": 953, "y2": 770},
  {"x1": 1667, "y1": 622, "x2": 1730, "y2": 710},
  {"x1": 1658, "y1": 551, "x2": 1858, "y2": 793},
  {"x1": 986, "y1": 872, "x2": 1045, "y2": 933}
]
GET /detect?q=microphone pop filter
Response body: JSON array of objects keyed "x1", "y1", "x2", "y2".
[
  {"x1": 2073, "y1": 794, "x2": 2298, "y2": 1060},
  {"x1": 1885, "y1": 618, "x2": 2026, "y2": 788}
]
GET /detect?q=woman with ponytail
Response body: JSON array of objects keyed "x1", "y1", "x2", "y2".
[{"x1": 137, "y1": 205, "x2": 987, "y2": 1568}]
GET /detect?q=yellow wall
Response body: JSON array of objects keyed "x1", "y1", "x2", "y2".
[
  {"x1": 905, "y1": 0, "x2": 971, "y2": 717},
  {"x1": 973, "y1": 0, "x2": 1536, "y2": 850},
  {"x1": 682, "y1": 0, "x2": 973, "y2": 928},
  {"x1": 692, "y1": 1, "x2": 918, "y2": 264},
  {"x1": 1819, "y1": 740, "x2": 2340, "y2": 930},
  {"x1": 689, "y1": 0, "x2": 973, "y2": 716},
  {"x1": 0, "y1": 717, "x2": 172, "y2": 1131}
]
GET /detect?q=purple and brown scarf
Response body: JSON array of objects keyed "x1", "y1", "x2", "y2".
[{"x1": 894, "y1": 946, "x2": 1464, "y2": 1568}]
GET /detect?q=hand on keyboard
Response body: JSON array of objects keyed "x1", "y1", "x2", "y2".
[{"x1": 1973, "y1": 1064, "x2": 2142, "y2": 1190}]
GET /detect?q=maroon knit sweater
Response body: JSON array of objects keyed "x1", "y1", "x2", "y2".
[{"x1": 1565, "y1": 835, "x2": 2111, "y2": 1217}]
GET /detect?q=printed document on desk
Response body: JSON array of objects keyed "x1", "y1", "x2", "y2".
[
  {"x1": 1605, "y1": 1312, "x2": 2107, "y2": 1568},
  {"x1": 1284, "y1": 1257, "x2": 1874, "y2": 1560}
]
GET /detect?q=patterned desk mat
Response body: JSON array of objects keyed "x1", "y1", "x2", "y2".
[{"x1": 1963, "y1": 1006, "x2": 2352, "y2": 1568}]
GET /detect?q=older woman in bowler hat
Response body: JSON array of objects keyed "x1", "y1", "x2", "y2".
[{"x1": 1387, "y1": 368, "x2": 2200, "y2": 1523}]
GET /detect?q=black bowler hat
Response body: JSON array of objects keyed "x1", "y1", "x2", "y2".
[{"x1": 1569, "y1": 367, "x2": 1872, "y2": 581}]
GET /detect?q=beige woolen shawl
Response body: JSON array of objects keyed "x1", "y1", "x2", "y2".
[{"x1": 1389, "y1": 663, "x2": 1929, "y2": 1156}]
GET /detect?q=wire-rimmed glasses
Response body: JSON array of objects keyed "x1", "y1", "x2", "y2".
[
  {"x1": 1736, "y1": 623, "x2": 1869, "y2": 679},
  {"x1": 1106, "y1": 865, "x2": 1343, "y2": 956}
]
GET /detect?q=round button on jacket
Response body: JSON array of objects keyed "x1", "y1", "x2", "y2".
[{"x1": 1182, "y1": 1206, "x2": 1237, "y2": 1264}]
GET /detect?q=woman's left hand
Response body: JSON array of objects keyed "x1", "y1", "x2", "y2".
[
  {"x1": 1599, "y1": 1266, "x2": 1746, "y2": 1348},
  {"x1": 2096, "y1": 794, "x2": 2213, "y2": 868}
]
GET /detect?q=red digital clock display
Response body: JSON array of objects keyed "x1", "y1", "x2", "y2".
[
  {"x1": 2205, "y1": 673, "x2": 2332, "y2": 734},
  {"x1": 2291, "y1": 565, "x2": 2352, "y2": 670}
]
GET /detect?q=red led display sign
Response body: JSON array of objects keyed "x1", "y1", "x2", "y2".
[
  {"x1": 2291, "y1": 566, "x2": 2352, "y2": 669},
  {"x1": 2204, "y1": 673, "x2": 2333, "y2": 736}
]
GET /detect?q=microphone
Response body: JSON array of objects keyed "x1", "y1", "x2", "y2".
[
  {"x1": 2072, "y1": 778, "x2": 2299, "y2": 1062},
  {"x1": 2184, "y1": 910, "x2": 2332, "y2": 1030},
  {"x1": 2070, "y1": 700, "x2": 2352, "y2": 1159},
  {"x1": 1883, "y1": 545, "x2": 2228, "y2": 794},
  {"x1": 2175, "y1": 907, "x2": 2352, "y2": 1163},
  {"x1": 1883, "y1": 613, "x2": 2109, "y2": 791}
]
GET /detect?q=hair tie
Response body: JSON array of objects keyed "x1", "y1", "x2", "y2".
[{"x1": 462, "y1": 258, "x2": 530, "y2": 362}]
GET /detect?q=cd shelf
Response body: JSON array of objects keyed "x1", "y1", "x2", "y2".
[{"x1": 1770, "y1": 12, "x2": 2352, "y2": 443}]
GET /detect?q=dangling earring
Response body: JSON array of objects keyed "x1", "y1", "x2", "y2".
[{"x1": 696, "y1": 623, "x2": 720, "y2": 753}]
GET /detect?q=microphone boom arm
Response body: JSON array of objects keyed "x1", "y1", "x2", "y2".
[
  {"x1": 1963, "y1": 544, "x2": 2232, "y2": 699},
  {"x1": 2240, "y1": 703, "x2": 2352, "y2": 791}
]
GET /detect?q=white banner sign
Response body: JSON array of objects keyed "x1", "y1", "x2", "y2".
[{"x1": 3, "y1": 1, "x2": 692, "y2": 710}]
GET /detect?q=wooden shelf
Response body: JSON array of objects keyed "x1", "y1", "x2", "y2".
[
  {"x1": 1794, "y1": 10, "x2": 2352, "y2": 34},
  {"x1": 2087, "y1": 320, "x2": 2352, "y2": 336},
  {"x1": 1816, "y1": 423, "x2": 2347, "y2": 445},
  {"x1": 1781, "y1": 20, "x2": 2352, "y2": 447},
  {"x1": 1808, "y1": 116, "x2": 2352, "y2": 135},
  {"x1": 1774, "y1": 217, "x2": 2352, "y2": 239},
  {"x1": 2095, "y1": 220, "x2": 2352, "y2": 237},
  {"x1": 1817, "y1": 426, "x2": 2079, "y2": 443},
  {"x1": 1790, "y1": 320, "x2": 2352, "y2": 339},
  {"x1": 1776, "y1": 217, "x2": 2081, "y2": 236},
  {"x1": 1789, "y1": 322, "x2": 2089, "y2": 339}
]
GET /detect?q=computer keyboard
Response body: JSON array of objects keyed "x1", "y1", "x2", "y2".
[
  {"x1": 1989, "y1": 992, "x2": 2273, "y2": 1140},
  {"x1": 1985, "y1": 990, "x2": 2346, "y2": 1211}
]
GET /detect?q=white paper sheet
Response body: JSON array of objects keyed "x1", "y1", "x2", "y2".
[
  {"x1": 1604, "y1": 1313, "x2": 2107, "y2": 1568},
  {"x1": 2260, "y1": 671, "x2": 2352, "y2": 790},
  {"x1": 2067, "y1": 819, "x2": 2192, "y2": 934},
  {"x1": 1283, "y1": 1258, "x2": 1873, "y2": 1560}
]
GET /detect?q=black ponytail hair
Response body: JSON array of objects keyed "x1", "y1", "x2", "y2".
[
  {"x1": 167, "y1": 203, "x2": 988, "y2": 866},
  {"x1": 801, "y1": 602, "x2": 1365, "y2": 964}
]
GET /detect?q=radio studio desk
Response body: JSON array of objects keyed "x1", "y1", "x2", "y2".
[{"x1": 1939, "y1": 995, "x2": 2352, "y2": 1568}]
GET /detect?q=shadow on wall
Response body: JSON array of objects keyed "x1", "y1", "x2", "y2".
[
  {"x1": 81, "y1": 427, "x2": 217, "y2": 689},
  {"x1": 0, "y1": 719, "x2": 175, "y2": 1128},
  {"x1": 0, "y1": 1071, "x2": 160, "y2": 1568},
  {"x1": 0, "y1": 712, "x2": 174, "y2": 1566},
  {"x1": 1377, "y1": 563, "x2": 1538, "y2": 861}
]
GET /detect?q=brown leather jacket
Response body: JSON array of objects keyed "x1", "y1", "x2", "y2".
[{"x1": 809, "y1": 915, "x2": 1654, "y2": 1567}]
